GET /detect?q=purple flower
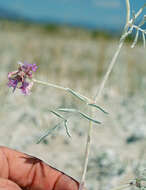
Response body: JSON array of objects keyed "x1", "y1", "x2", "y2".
[
  {"x1": 18, "y1": 61, "x2": 38, "y2": 78},
  {"x1": 8, "y1": 61, "x2": 38, "y2": 95},
  {"x1": 8, "y1": 78, "x2": 18, "y2": 92},
  {"x1": 20, "y1": 81, "x2": 34, "y2": 95}
]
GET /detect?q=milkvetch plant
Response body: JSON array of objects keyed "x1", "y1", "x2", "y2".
[
  {"x1": 8, "y1": 61, "x2": 107, "y2": 139},
  {"x1": 7, "y1": 1, "x2": 146, "y2": 190}
]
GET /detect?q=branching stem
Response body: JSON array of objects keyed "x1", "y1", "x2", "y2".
[
  {"x1": 79, "y1": 1, "x2": 131, "y2": 189},
  {"x1": 126, "y1": 0, "x2": 130, "y2": 27},
  {"x1": 32, "y1": 79, "x2": 107, "y2": 114},
  {"x1": 32, "y1": 78, "x2": 92, "y2": 102},
  {"x1": 132, "y1": 25, "x2": 146, "y2": 34}
]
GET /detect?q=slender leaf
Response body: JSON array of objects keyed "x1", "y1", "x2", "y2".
[
  {"x1": 37, "y1": 123, "x2": 61, "y2": 144},
  {"x1": 58, "y1": 108, "x2": 101, "y2": 125},
  {"x1": 64, "y1": 121, "x2": 71, "y2": 137},
  {"x1": 88, "y1": 103, "x2": 108, "y2": 114},
  {"x1": 79, "y1": 111, "x2": 101, "y2": 124},
  {"x1": 49, "y1": 110, "x2": 66, "y2": 121},
  {"x1": 58, "y1": 108, "x2": 76, "y2": 113},
  {"x1": 67, "y1": 88, "x2": 88, "y2": 103}
]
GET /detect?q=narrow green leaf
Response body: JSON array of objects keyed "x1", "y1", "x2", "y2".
[
  {"x1": 49, "y1": 110, "x2": 66, "y2": 121},
  {"x1": 88, "y1": 103, "x2": 108, "y2": 114},
  {"x1": 64, "y1": 121, "x2": 71, "y2": 137},
  {"x1": 67, "y1": 88, "x2": 87, "y2": 103},
  {"x1": 79, "y1": 111, "x2": 101, "y2": 124},
  {"x1": 37, "y1": 123, "x2": 61, "y2": 144},
  {"x1": 58, "y1": 108, "x2": 101, "y2": 125},
  {"x1": 48, "y1": 109, "x2": 72, "y2": 138},
  {"x1": 58, "y1": 108, "x2": 76, "y2": 113}
]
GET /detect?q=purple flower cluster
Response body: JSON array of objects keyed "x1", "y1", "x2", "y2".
[{"x1": 8, "y1": 62, "x2": 37, "y2": 95}]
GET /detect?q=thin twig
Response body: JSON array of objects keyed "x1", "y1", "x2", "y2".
[
  {"x1": 94, "y1": 41, "x2": 124, "y2": 101},
  {"x1": 132, "y1": 25, "x2": 146, "y2": 34},
  {"x1": 79, "y1": 109, "x2": 93, "y2": 190},
  {"x1": 79, "y1": 36, "x2": 125, "y2": 190},
  {"x1": 32, "y1": 78, "x2": 91, "y2": 103},
  {"x1": 79, "y1": 1, "x2": 131, "y2": 189},
  {"x1": 129, "y1": 4, "x2": 146, "y2": 25},
  {"x1": 32, "y1": 78, "x2": 107, "y2": 113},
  {"x1": 36, "y1": 122, "x2": 62, "y2": 144},
  {"x1": 126, "y1": 0, "x2": 131, "y2": 27},
  {"x1": 32, "y1": 78, "x2": 67, "y2": 90},
  {"x1": 131, "y1": 30, "x2": 139, "y2": 48}
]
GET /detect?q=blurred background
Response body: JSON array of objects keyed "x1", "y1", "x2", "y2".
[{"x1": 0, "y1": 0, "x2": 146, "y2": 189}]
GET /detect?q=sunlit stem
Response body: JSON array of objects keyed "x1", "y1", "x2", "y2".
[
  {"x1": 129, "y1": 3, "x2": 146, "y2": 25},
  {"x1": 33, "y1": 79, "x2": 107, "y2": 114},
  {"x1": 32, "y1": 78, "x2": 67, "y2": 90},
  {"x1": 132, "y1": 25, "x2": 146, "y2": 34},
  {"x1": 79, "y1": 0, "x2": 131, "y2": 190},
  {"x1": 32, "y1": 78, "x2": 91, "y2": 102},
  {"x1": 126, "y1": 0, "x2": 130, "y2": 26}
]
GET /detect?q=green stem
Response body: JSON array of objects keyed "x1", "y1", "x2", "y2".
[
  {"x1": 126, "y1": 0, "x2": 130, "y2": 26},
  {"x1": 32, "y1": 78, "x2": 66, "y2": 90},
  {"x1": 33, "y1": 78, "x2": 107, "y2": 113},
  {"x1": 79, "y1": 1, "x2": 131, "y2": 189}
]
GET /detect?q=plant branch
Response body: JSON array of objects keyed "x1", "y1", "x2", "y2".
[
  {"x1": 79, "y1": 110, "x2": 93, "y2": 190},
  {"x1": 132, "y1": 25, "x2": 146, "y2": 34},
  {"x1": 126, "y1": 0, "x2": 130, "y2": 27},
  {"x1": 36, "y1": 122, "x2": 62, "y2": 144},
  {"x1": 32, "y1": 78, "x2": 107, "y2": 113},
  {"x1": 32, "y1": 78, "x2": 68, "y2": 91},
  {"x1": 129, "y1": 4, "x2": 146, "y2": 25},
  {"x1": 79, "y1": 1, "x2": 131, "y2": 189}
]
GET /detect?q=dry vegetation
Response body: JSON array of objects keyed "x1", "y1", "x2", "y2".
[{"x1": 0, "y1": 20, "x2": 146, "y2": 190}]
